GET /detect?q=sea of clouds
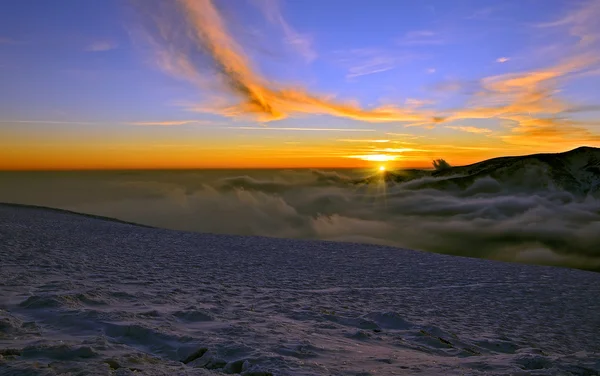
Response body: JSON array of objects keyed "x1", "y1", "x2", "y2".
[{"x1": 1, "y1": 169, "x2": 599, "y2": 271}]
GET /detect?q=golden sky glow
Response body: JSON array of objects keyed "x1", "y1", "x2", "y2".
[{"x1": 1, "y1": 0, "x2": 600, "y2": 169}]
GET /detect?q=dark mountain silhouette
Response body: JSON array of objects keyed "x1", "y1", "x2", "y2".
[{"x1": 358, "y1": 147, "x2": 600, "y2": 195}]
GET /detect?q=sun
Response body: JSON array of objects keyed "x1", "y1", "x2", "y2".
[{"x1": 379, "y1": 165, "x2": 386, "y2": 172}]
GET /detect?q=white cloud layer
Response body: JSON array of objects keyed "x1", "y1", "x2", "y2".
[{"x1": 1, "y1": 169, "x2": 599, "y2": 271}]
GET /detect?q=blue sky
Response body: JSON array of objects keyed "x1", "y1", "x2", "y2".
[{"x1": 1, "y1": 0, "x2": 599, "y2": 169}]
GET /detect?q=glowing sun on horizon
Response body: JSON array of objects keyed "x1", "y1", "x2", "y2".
[{"x1": 379, "y1": 166, "x2": 386, "y2": 172}]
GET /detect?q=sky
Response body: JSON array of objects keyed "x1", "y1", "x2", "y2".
[{"x1": 1, "y1": 0, "x2": 600, "y2": 170}]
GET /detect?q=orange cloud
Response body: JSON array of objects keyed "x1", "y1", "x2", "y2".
[
  {"x1": 443, "y1": 55, "x2": 600, "y2": 146},
  {"x1": 405, "y1": 98, "x2": 434, "y2": 108},
  {"x1": 337, "y1": 139, "x2": 390, "y2": 143},
  {"x1": 135, "y1": 0, "x2": 438, "y2": 124},
  {"x1": 131, "y1": 0, "x2": 600, "y2": 153},
  {"x1": 445, "y1": 126, "x2": 493, "y2": 134},
  {"x1": 376, "y1": 148, "x2": 426, "y2": 153},
  {"x1": 500, "y1": 116, "x2": 600, "y2": 147},
  {"x1": 226, "y1": 127, "x2": 376, "y2": 132},
  {"x1": 346, "y1": 154, "x2": 398, "y2": 162}
]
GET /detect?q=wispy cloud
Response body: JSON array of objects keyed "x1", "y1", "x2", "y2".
[
  {"x1": 375, "y1": 147, "x2": 425, "y2": 153},
  {"x1": 385, "y1": 132, "x2": 423, "y2": 139},
  {"x1": 251, "y1": 0, "x2": 316, "y2": 62},
  {"x1": 443, "y1": 54, "x2": 600, "y2": 145},
  {"x1": 496, "y1": 57, "x2": 510, "y2": 63},
  {"x1": 134, "y1": 0, "x2": 438, "y2": 124},
  {"x1": 405, "y1": 98, "x2": 434, "y2": 108},
  {"x1": 130, "y1": 0, "x2": 600, "y2": 148},
  {"x1": 500, "y1": 117, "x2": 600, "y2": 147},
  {"x1": 0, "y1": 37, "x2": 21, "y2": 45},
  {"x1": 466, "y1": 7, "x2": 498, "y2": 20},
  {"x1": 346, "y1": 154, "x2": 398, "y2": 161},
  {"x1": 445, "y1": 125, "x2": 493, "y2": 134},
  {"x1": 427, "y1": 144, "x2": 502, "y2": 151},
  {"x1": 0, "y1": 120, "x2": 101, "y2": 125},
  {"x1": 335, "y1": 48, "x2": 413, "y2": 78},
  {"x1": 226, "y1": 127, "x2": 375, "y2": 132},
  {"x1": 430, "y1": 79, "x2": 479, "y2": 94},
  {"x1": 3, "y1": 119, "x2": 222, "y2": 127},
  {"x1": 85, "y1": 40, "x2": 118, "y2": 52},
  {"x1": 463, "y1": 56, "x2": 594, "y2": 115},
  {"x1": 536, "y1": 0, "x2": 600, "y2": 46},
  {"x1": 564, "y1": 104, "x2": 600, "y2": 113},
  {"x1": 337, "y1": 139, "x2": 390, "y2": 143},
  {"x1": 398, "y1": 30, "x2": 444, "y2": 46},
  {"x1": 129, "y1": 120, "x2": 216, "y2": 126}
]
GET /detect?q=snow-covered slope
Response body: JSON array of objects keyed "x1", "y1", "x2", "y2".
[{"x1": 1, "y1": 204, "x2": 600, "y2": 375}]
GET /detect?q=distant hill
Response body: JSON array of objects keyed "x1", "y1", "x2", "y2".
[{"x1": 358, "y1": 147, "x2": 600, "y2": 195}]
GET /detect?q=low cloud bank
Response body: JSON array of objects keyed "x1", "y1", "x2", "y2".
[{"x1": 1, "y1": 169, "x2": 599, "y2": 271}]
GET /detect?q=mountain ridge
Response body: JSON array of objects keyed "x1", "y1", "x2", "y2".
[{"x1": 360, "y1": 146, "x2": 600, "y2": 195}]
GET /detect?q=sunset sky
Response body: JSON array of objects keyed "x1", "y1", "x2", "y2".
[{"x1": 1, "y1": 0, "x2": 600, "y2": 170}]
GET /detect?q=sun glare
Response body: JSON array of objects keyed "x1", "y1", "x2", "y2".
[
  {"x1": 347, "y1": 154, "x2": 397, "y2": 162},
  {"x1": 379, "y1": 166, "x2": 386, "y2": 172}
]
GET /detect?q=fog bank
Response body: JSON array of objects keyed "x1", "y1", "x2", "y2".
[{"x1": 1, "y1": 169, "x2": 599, "y2": 271}]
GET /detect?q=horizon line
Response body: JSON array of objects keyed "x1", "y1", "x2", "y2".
[
  {"x1": 0, "y1": 165, "x2": 435, "y2": 172},
  {"x1": 0, "y1": 145, "x2": 595, "y2": 172}
]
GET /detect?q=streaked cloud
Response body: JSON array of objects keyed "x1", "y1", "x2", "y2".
[
  {"x1": 3, "y1": 119, "x2": 221, "y2": 127},
  {"x1": 251, "y1": 0, "x2": 316, "y2": 62},
  {"x1": 134, "y1": 0, "x2": 438, "y2": 124},
  {"x1": 337, "y1": 139, "x2": 390, "y2": 143},
  {"x1": 226, "y1": 127, "x2": 376, "y2": 132},
  {"x1": 129, "y1": 120, "x2": 217, "y2": 126},
  {"x1": 398, "y1": 30, "x2": 444, "y2": 46},
  {"x1": 375, "y1": 148, "x2": 425, "y2": 153},
  {"x1": 426, "y1": 68, "x2": 436, "y2": 74},
  {"x1": 338, "y1": 48, "x2": 403, "y2": 78},
  {"x1": 129, "y1": 0, "x2": 600, "y2": 148},
  {"x1": 85, "y1": 40, "x2": 118, "y2": 52},
  {"x1": 385, "y1": 132, "x2": 423, "y2": 139},
  {"x1": 536, "y1": 0, "x2": 600, "y2": 46},
  {"x1": 405, "y1": 98, "x2": 434, "y2": 108},
  {"x1": 500, "y1": 116, "x2": 600, "y2": 147},
  {"x1": 346, "y1": 154, "x2": 398, "y2": 161},
  {"x1": 427, "y1": 144, "x2": 503, "y2": 151},
  {"x1": 445, "y1": 125, "x2": 493, "y2": 134},
  {"x1": 0, "y1": 120, "x2": 101, "y2": 125},
  {"x1": 480, "y1": 56, "x2": 592, "y2": 108},
  {"x1": 564, "y1": 104, "x2": 600, "y2": 113},
  {"x1": 444, "y1": 55, "x2": 600, "y2": 145},
  {"x1": 466, "y1": 7, "x2": 497, "y2": 20}
]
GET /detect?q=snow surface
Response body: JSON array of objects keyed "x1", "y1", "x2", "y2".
[{"x1": 1, "y1": 204, "x2": 599, "y2": 375}]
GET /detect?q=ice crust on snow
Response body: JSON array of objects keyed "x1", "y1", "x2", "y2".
[{"x1": 1, "y1": 204, "x2": 599, "y2": 375}]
